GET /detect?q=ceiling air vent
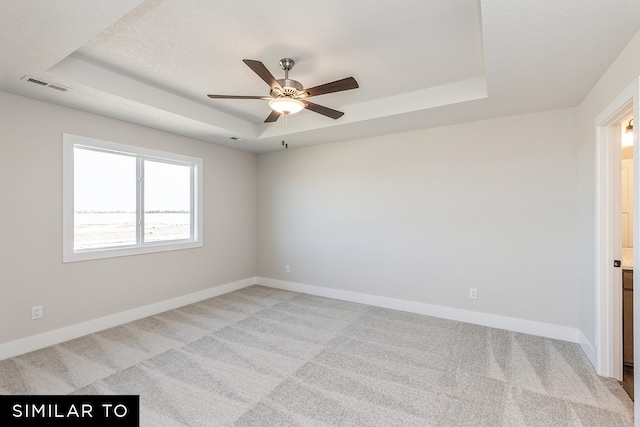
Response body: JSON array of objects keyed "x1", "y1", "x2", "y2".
[
  {"x1": 47, "y1": 84, "x2": 68, "y2": 92},
  {"x1": 27, "y1": 77, "x2": 47, "y2": 86},
  {"x1": 22, "y1": 75, "x2": 70, "y2": 92}
]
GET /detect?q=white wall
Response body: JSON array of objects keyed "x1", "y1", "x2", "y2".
[
  {"x1": 257, "y1": 108, "x2": 579, "y2": 329},
  {"x1": 577, "y1": 29, "x2": 640, "y2": 352},
  {"x1": 0, "y1": 91, "x2": 257, "y2": 345}
]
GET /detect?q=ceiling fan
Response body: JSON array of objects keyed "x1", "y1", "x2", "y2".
[{"x1": 207, "y1": 58, "x2": 359, "y2": 123}]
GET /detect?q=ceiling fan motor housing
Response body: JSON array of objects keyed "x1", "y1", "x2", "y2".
[
  {"x1": 270, "y1": 58, "x2": 306, "y2": 98},
  {"x1": 272, "y1": 79, "x2": 304, "y2": 98}
]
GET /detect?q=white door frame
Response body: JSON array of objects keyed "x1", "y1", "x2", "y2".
[{"x1": 595, "y1": 77, "x2": 639, "y2": 379}]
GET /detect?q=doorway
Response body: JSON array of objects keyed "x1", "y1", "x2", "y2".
[
  {"x1": 596, "y1": 102, "x2": 629, "y2": 381},
  {"x1": 595, "y1": 78, "x2": 638, "y2": 393},
  {"x1": 620, "y1": 112, "x2": 634, "y2": 399}
]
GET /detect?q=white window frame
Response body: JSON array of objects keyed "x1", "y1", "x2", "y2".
[{"x1": 63, "y1": 133, "x2": 203, "y2": 262}]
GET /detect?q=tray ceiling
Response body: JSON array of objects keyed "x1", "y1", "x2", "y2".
[{"x1": 1, "y1": 0, "x2": 639, "y2": 152}]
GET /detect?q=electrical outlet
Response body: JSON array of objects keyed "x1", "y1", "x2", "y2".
[
  {"x1": 285, "y1": 265, "x2": 290, "y2": 273},
  {"x1": 32, "y1": 305, "x2": 43, "y2": 320},
  {"x1": 469, "y1": 288, "x2": 478, "y2": 299}
]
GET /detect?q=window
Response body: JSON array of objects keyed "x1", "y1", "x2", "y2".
[{"x1": 63, "y1": 134, "x2": 203, "y2": 262}]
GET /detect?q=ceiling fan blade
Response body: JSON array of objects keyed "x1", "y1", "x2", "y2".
[
  {"x1": 207, "y1": 95, "x2": 268, "y2": 99},
  {"x1": 264, "y1": 110, "x2": 281, "y2": 123},
  {"x1": 301, "y1": 101, "x2": 344, "y2": 119},
  {"x1": 243, "y1": 59, "x2": 283, "y2": 91},
  {"x1": 304, "y1": 77, "x2": 359, "y2": 98}
]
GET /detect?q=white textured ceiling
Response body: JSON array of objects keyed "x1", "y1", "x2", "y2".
[{"x1": 1, "y1": 0, "x2": 639, "y2": 152}]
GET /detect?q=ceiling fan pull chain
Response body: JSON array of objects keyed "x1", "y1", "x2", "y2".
[
  {"x1": 281, "y1": 112, "x2": 285, "y2": 148},
  {"x1": 282, "y1": 113, "x2": 288, "y2": 149}
]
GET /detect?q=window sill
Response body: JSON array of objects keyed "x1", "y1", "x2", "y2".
[{"x1": 62, "y1": 240, "x2": 202, "y2": 263}]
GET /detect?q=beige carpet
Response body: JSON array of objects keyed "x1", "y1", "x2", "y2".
[{"x1": 0, "y1": 285, "x2": 634, "y2": 426}]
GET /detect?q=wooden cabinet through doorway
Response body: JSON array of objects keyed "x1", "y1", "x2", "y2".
[
  {"x1": 622, "y1": 269, "x2": 634, "y2": 400},
  {"x1": 623, "y1": 270, "x2": 634, "y2": 366}
]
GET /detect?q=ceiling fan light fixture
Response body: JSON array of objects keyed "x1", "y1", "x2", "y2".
[{"x1": 268, "y1": 97, "x2": 304, "y2": 115}]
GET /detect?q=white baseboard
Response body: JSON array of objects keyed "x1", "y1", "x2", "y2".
[
  {"x1": 0, "y1": 277, "x2": 256, "y2": 361},
  {"x1": 578, "y1": 330, "x2": 597, "y2": 370},
  {"x1": 0, "y1": 276, "x2": 586, "y2": 362},
  {"x1": 257, "y1": 277, "x2": 580, "y2": 343}
]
